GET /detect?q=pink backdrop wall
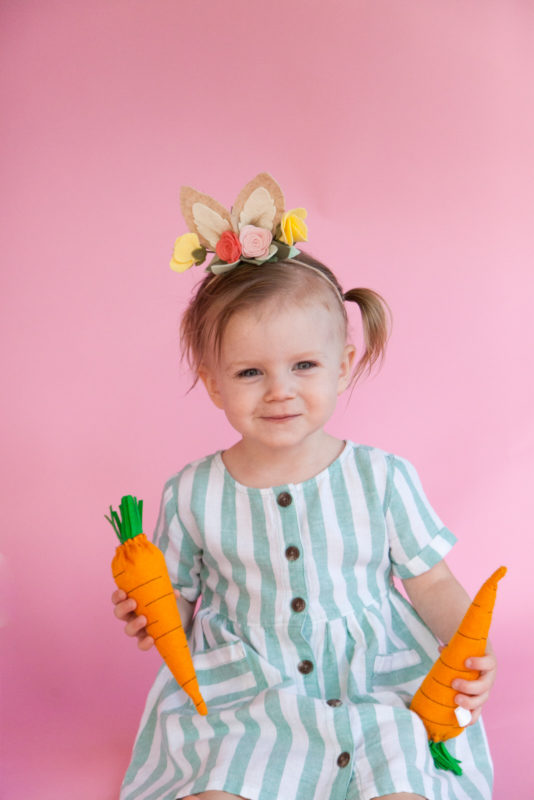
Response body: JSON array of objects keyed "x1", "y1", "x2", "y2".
[{"x1": 2, "y1": 1, "x2": 532, "y2": 797}]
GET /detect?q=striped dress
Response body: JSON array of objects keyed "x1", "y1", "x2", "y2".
[{"x1": 120, "y1": 442, "x2": 493, "y2": 800}]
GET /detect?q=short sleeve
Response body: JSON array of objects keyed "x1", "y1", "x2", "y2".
[
  {"x1": 152, "y1": 474, "x2": 203, "y2": 603},
  {"x1": 384, "y1": 455, "x2": 457, "y2": 579}
]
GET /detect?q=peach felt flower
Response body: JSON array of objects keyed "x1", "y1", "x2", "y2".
[
  {"x1": 216, "y1": 231, "x2": 242, "y2": 263},
  {"x1": 239, "y1": 225, "x2": 273, "y2": 259},
  {"x1": 279, "y1": 208, "x2": 308, "y2": 246},
  {"x1": 170, "y1": 233, "x2": 205, "y2": 272}
]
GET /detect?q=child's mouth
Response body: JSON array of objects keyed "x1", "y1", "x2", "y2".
[{"x1": 261, "y1": 414, "x2": 300, "y2": 422}]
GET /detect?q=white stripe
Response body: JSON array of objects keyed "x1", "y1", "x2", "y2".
[
  {"x1": 342, "y1": 458, "x2": 375, "y2": 605},
  {"x1": 204, "y1": 458, "x2": 241, "y2": 617},
  {"x1": 239, "y1": 697, "x2": 281, "y2": 790}
]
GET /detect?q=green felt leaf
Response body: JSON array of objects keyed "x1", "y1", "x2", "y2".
[
  {"x1": 192, "y1": 247, "x2": 207, "y2": 265},
  {"x1": 105, "y1": 495, "x2": 144, "y2": 543},
  {"x1": 209, "y1": 257, "x2": 242, "y2": 274},
  {"x1": 429, "y1": 741, "x2": 463, "y2": 775}
]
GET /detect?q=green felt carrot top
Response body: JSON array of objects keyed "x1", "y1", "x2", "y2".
[{"x1": 105, "y1": 495, "x2": 144, "y2": 543}]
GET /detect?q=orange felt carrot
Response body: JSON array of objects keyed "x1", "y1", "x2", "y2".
[
  {"x1": 106, "y1": 495, "x2": 207, "y2": 716},
  {"x1": 410, "y1": 566, "x2": 506, "y2": 774}
]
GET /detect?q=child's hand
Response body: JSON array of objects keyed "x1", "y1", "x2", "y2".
[
  {"x1": 112, "y1": 588, "x2": 155, "y2": 651},
  {"x1": 451, "y1": 645, "x2": 497, "y2": 725}
]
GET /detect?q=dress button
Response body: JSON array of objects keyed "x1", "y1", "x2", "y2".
[
  {"x1": 285, "y1": 545, "x2": 300, "y2": 561},
  {"x1": 297, "y1": 660, "x2": 314, "y2": 674},
  {"x1": 277, "y1": 491, "x2": 293, "y2": 507},
  {"x1": 291, "y1": 597, "x2": 306, "y2": 613},
  {"x1": 327, "y1": 698, "x2": 343, "y2": 707},
  {"x1": 337, "y1": 752, "x2": 351, "y2": 768}
]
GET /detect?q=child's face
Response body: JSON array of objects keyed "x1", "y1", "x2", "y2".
[{"x1": 200, "y1": 298, "x2": 355, "y2": 455}]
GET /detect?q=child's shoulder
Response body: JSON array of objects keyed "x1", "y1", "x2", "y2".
[
  {"x1": 161, "y1": 450, "x2": 222, "y2": 493},
  {"x1": 346, "y1": 441, "x2": 414, "y2": 471}
]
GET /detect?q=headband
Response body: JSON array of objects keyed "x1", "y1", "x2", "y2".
[
  {"x1": 169, "y1": 172, "x2": 306, "y2": 275},
  {"x1": 169, "y1": 172, "x2": 344, "y2": 303}
]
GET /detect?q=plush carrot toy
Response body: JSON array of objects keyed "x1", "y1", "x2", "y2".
[
  {"x1": 410, "y1": 566, "x2": 506, "y2": 774},
  {"x1": 106, "y1": 495, "x2": 207, "y2": 716}
]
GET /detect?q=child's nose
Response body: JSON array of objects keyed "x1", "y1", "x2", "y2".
[{"x1": 264, "y1": 371, "x2": 296, "y2": 401}]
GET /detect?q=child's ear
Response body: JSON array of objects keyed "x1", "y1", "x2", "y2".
[
  {"x1": 198, "y1": 368, "x2": 224, "y2": 409},
  {"x1": 337, "y1": 344, "x2": 357, "y2": 394}
]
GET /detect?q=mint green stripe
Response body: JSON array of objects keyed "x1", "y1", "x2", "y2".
[
  {"x1": 294, "y1": 695, "x2": 325, "y2": 798},
  {"x1": 190, "y1": 714, "x2": 230, "y2": 794},
  {"x1": 354, "y1": 447, "x2": 387, "y2": 599},
  {"x1": 248, "y1": 489, "x2": 287, "y2": 668},
  {"x1": 359, "y1": 704, "x2": 396, "y2": 795},
  {"x1": 258, "y1": 692, "x2": 293, "y2": 800},
  {"x1": 303, "y1": 478, "x2": 336, "y2": 616},
  {"x1": 121, "y1": 675, "x2": 179, "y2": 795},
  {"x1": 325, "y1": 458, "x2": 360, "y2": 614},
  {"x1": 222, "y1": 471, "x2": 251, "y2": 621},
  {"x1": 225, "y1": 704, "x2": 262, "y2": 789},
  {"x1": 392, "y1": 706, "x2": 429, "y2": 797}
]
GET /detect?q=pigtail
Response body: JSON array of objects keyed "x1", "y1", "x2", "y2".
[{"x1": 343, "y1": 288, "x2": 391, "y2": 385}]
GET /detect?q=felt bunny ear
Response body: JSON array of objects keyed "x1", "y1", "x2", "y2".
[
  {"x1": 180, "y1": 186, "x2": 233, "y2": 250},
  {"x1": 231, "y1": 172, "x2": 285, "y2": 234}
]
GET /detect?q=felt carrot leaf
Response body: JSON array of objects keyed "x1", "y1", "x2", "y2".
[
  {"x1": 410, "y1": 566, "x2": 506, "y2": 774},
  {"x1": 106, "y1": 495, "x2": 207, "y2": 716}
]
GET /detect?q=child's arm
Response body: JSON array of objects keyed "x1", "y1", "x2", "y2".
[
  {"x1": 402, "y1": 560, "x2": 497, "y2": 724},
  {"x1": 112, "y1": 588, "x2": 196, "y2": 651}
]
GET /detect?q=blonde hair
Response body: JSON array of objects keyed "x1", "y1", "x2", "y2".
[{"x1": 180, "y1": 252, "x2": 391, "y2": 387}]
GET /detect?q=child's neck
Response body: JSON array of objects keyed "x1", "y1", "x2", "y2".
[{"x1": 221, "y1": 434, "x2": 346, "y2": 488}]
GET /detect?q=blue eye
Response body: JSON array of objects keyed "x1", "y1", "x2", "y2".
[
  {"x1": 236, "y1": 368, "x2": 261, "y2": 378},
  {"x1": 294, "y1": 361, "x2": 317, "y2": 371}
]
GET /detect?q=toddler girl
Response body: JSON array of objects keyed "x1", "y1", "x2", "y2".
[{"x1": 113, "y1": 174, "x2": 496, "y2": 800}]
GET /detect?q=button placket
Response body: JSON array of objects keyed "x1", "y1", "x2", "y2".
[{"x1": 276, "y1": 486, "x2": 318, "y2": 689}]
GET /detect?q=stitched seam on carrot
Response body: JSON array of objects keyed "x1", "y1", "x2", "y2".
[
  {"x1": 417, "y1": 714, "x2": 457, "y2": 727},
  {"x1": 456, "y1": 631, "x2": 487, "y2": 642},
  {"x1": 127, "y1": 576, "x2": 163, "y2": 594},
  {"x1": 145, "y1": 591, "x2": 175, "y2": 606},
  {"x1": 431, "y1": 676, "x2": 454, "y2": 689},
  {"x1": 153, "y1": 625, "x2": 184, "y2": 642},
  {"x1": 439, "y1": 656, "x2": 472, "y2": 673},
  {"x1": 419, "y1": 688, "x2": 455, "y2": 708}
]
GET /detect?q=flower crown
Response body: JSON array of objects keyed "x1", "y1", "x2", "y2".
[{"x1": 170, "y1": 172, "x2": 308, "y2": 275}]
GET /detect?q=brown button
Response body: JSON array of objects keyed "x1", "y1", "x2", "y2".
[
  {"x1": 327, "y1": 698, "x2": 343, "y2": 707},
  {"x1": 285, "y1": 545, "x2": 300, "y2": 561},
  {"x1": 291, "y1": 597, "x2": 306, "y2": 613},
  {"x1": 297, "y1": 660, "x2": 314, "y2": 674},
  {"x1": 337, "y1": 752, "x2": 351, "y2": 768},
  {"x1": 277, "y1": 491, "x2": 292, "y2": 507}
]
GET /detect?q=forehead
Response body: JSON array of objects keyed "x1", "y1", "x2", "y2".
[{"x1": 221, "y1": 297, "x2": 344, "y2": 356}]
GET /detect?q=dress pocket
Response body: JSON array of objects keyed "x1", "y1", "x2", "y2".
[
  {"x1": 193, "y1": 640, "x2": 259, "y2": 708},
  {"x1": 372, "y1": 648, "x2": 422, "y2": 687}
]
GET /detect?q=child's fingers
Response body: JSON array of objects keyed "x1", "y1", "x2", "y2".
[
  {"x1": 125, "y1": 613, "x2": 148, "y2": 638},
  {"x1": 454, "y1": 687, "x2": 490, "y2": 709},
  {"x1": 137, "y1": 634, "x2": 155, "y2": 651},
  {"x1": 114, "y1": 596, "x2": 137, "y2": 621},
  {"x1": 111, "y1": 588, "x2": 127, "y2": 604},
  {"x1": 452, "y1": 673, "x2": 493, "y2": 696},
  {"x1": 465, "y1": 654, "x2": 496, "y2": 673}
]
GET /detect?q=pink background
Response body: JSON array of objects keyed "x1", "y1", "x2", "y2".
[{"x1": 1, "y1": 1, "x2": 533, "y2": 797}]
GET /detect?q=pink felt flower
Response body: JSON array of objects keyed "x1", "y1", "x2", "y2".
[
  {"x1": 216, "y1": 231, "x2": 242, "y2": 263},
  {"x1": 239, "y1": 225, "x2": 273, "y2": 259}
]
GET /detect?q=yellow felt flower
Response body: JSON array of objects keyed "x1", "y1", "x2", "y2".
[
  {"x1": 279, "y1": 208, "x2": 308, "y2": 246},
  {"x1": 169, "y1": 233, "x2": 204, "y2": 272}
]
